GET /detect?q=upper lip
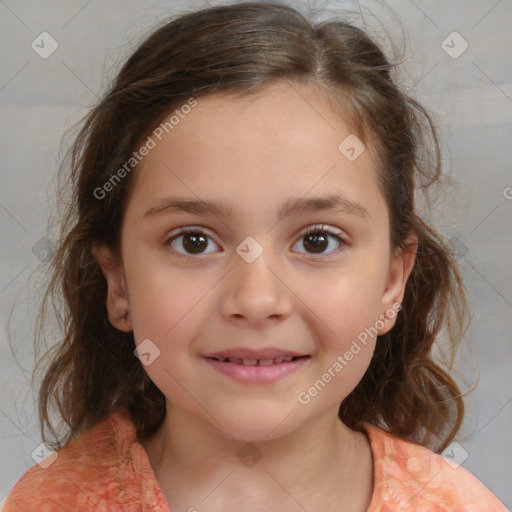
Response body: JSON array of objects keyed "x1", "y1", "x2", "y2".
[{"x1": 204, "y1": 348, "x2": 308, "y2": 360}]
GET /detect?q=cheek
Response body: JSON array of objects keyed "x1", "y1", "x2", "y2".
[
  {"x1": 127, "y1": 262, "x2": 215, "y2": 357},
  {"x1": 294, "y1": 267, "x2": 383, "y2": 397},
  {"x1": 128, "y1": 268, "x2": 213, "y2": 410},
  {"x1": 300, "y1": 266, "x2": 384, "y2": 343},
  {"x1": 295, "y1": 280, "x2": 379, "y2": 410}
]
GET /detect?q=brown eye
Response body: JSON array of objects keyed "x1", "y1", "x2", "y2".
[
  {"x1": 165, "y1": 227, "x2": 220, "y2": 257},
  {"x1": 182, "y1": 233, "x2": 209, "y2": 254},
  {"x1": 292, "y1": 225, "x2": 345, "y2": 257},
  {"x1": 303, "y1": 232, "x2": 329, "y2": 253}
]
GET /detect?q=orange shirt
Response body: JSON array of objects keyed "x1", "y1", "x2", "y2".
[{"x1": 3, "y1": 408, "x2": 508, "y2": 511}]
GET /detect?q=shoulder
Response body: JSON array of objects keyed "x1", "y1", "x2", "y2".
[
  {"x1": 3, "y1": 409, "x2": 151, "y2": 511},
  {"x1": 361, "y1": 422, "x2": 509, "y2": 512}
]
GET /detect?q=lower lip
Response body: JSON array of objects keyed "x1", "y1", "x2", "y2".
[{"x1": 204, "y1": 357, "x2": 309, "y2": 384}]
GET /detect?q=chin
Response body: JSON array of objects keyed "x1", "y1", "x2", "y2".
[{"x1": 208, "y1": 403, "x2": 302, "y2": 443}]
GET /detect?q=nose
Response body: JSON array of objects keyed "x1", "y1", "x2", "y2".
[{"x1": 220, "y1": 250, "x2": 293, "y2": 327}]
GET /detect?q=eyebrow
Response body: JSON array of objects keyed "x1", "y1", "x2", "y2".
[{"x1": 143, "y1": 194, "x2": 370, "y2": 221}]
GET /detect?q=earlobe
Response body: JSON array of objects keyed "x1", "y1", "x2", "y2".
[
  {"x1": 377, "y1": 233, "x2": 418, "y2": 335},
  {"x1": 91, "y1": 242, "x2": 132, "y2": 332}
]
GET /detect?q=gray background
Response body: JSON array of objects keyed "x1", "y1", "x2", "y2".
[{"x1": 1, "y1": 0, "x2": 511, "y2": 508}]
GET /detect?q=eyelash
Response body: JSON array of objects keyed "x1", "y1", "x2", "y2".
[{"x1": 164, "y1": 224, "x2": 347, "y2": 260}]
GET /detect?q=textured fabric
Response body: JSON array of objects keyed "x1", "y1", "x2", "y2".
[{"x1": 4, "y1": 408, "x2": 508, "y2": 511}]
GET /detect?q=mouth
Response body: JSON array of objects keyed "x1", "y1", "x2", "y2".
[
  {"x1": 203, "y1": 352, "x2": 311, "y2": 384},
  {"x1": 206, "y1": 355, "x2": 309, "y2": 366}
]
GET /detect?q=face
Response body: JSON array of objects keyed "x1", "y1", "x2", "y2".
[{"x1": 93, "y1": 81, "x2": 416, "y2": 442}]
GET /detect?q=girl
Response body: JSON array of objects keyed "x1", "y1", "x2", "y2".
[{"x1": 4, "y1": 2, "x2": 508, "y2": 511}]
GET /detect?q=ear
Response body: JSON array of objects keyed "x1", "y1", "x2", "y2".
[
  {"x1": 377, "y1": 231, "x2": 418, "y2": 335},
  {"x1": 91, "y1": 242, "x2": 132, "y2": 332}
]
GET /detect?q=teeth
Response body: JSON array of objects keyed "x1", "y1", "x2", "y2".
[{"x1": 212, "y1": 356, "x2": 300, "y2": 365}]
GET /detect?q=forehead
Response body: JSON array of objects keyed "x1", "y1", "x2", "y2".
[
  {"x1": 171, "y1": 81, "x2": 360, "y2": 149},
  {"x1": 125, "y1": 81, "x2": 386, "y2": 225}
]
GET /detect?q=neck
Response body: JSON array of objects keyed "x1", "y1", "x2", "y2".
[{"x1": 140, "y1": 404, "x2": 374, "y2": 512}]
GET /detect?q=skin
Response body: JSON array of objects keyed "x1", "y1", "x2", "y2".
[{"x1": 92, "y1": 81, "x2": 417, "y2": 512}]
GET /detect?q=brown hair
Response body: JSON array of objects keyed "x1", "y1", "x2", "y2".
[{"x1": 26, "y1": 2, "x2": 470, "y2": 453}]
